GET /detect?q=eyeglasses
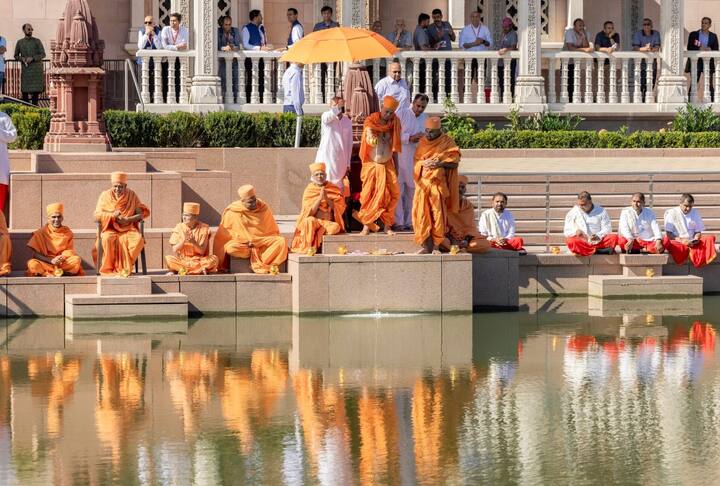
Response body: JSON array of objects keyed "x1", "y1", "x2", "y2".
[
  {"x1": 643, "y1": 23, "x2": 651, "y2": 26},
  {"x1": 144, "y1": 21, "x2": 153, "y2": 24}
]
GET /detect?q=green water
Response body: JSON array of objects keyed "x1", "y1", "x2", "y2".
[{"x1": 1, "y1": 297, "x2": 719, "y2": 485}]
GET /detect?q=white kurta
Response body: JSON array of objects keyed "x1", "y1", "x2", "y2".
[
  {"x1": 479, "y1": 209, "x2": 516, "y2": 239},
  {"x1": 619, "y1": 207, "x2": 661, "y2": 242},
  {"x1": 563, "y1": 204, "x2": 611, "y2": 238},
  {"x1": 664, "y1": 207, "x2": 705, "y2": 238},
  {"x1": 394, "y1": 107, "x2": 427, "y2": 227},
  {"x1": 315, "y1": 109, "x2": 352, "y2": 190},
  {"x1": 0, "y1": 112, "x2": 17, "y2": 185}
]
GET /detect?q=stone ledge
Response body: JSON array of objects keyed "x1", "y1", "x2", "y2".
[
  {"x1": 66, "y1": 293, "x2": 189, "y2": 305},
  {"x1": 619, "y1": 254, "x2": 669, "y2": 266},
  {"x1": 588, "y1": 275, "x2": 704, "y2": 297}
]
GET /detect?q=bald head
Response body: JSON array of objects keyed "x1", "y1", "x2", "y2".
[{"x1": 389, "y1": 62, "x2": 402, "y2": 81}]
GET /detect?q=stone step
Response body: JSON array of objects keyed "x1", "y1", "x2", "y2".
[
  {"x1": 588, "y1": 275, "x2": 703, "y2": 298},
  {"x1": 229, "y1": 257, "x2": 287, "y2": 273},
  {"x1": 31, "y1": 152, "x2": 147, "y2": 174},
  {"x1": 97, "y1": 276, "x2": 152, "y2": 296},
  {"x1": 65, "y1": 292, "x2": 188, "y2": 320},
  {"x1": 321, "y1": 233, "x2": 419, "y2": 254}
]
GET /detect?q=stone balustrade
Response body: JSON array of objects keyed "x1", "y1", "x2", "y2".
[
  {"x1": 136, "y1": 49, "x2": 194, "y2": 107},
  {"x1": 686, "y1": 51, "x2": 720, "y2": 104}
]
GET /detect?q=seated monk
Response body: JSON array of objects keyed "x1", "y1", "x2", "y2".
[
  {"x1": 213, "y1": 185, "x2": 288, "y2": 274},
  {"x1": 165, "y1": 202, "x2": 219, "y2": 275},
  {"x1": 478, "y1": 192, "x2": 526, "y2": 254},
  {"x1": 618, "y1": 192, "x2": 664, "y2": 254},
  {"x1": 291, "y1": 162, "x2": 346, "y2": 254},
  {"x1": 0, "y1": 212, "x2": 11, "y2": 276},
  {"x1": 446, "y1": 176, "x2": 491, "y2": 253},
  {"x1": 353, "y1": 95, "x2": 402, "y2": 235},
  {"x1": 664, "y1": 193, "x2": 717, "y2": 268},
  {"x1": 564, "y1": 191, "x2": 618, "y2": 256},
  {"x1": 26, "y1": 203, "x2": 83, "y2": 277},
  {"x1": 412, "y1": 116, "x2": 461, "y2": 254},
  {"x1": 93, "y1": 172, "x2": 150, "y2": 276}
]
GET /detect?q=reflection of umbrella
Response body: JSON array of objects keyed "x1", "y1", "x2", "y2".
[{"x1": 280, "y1": 27, "x2": 398, "y2": 64}]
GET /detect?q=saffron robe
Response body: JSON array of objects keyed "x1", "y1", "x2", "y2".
[
  {"x1": 213, "y1": 198, "x2": 288, "y2": 273},
  {"x1": 0, "y1": 213, "x2": 11, "y2": 276},
  {"x1": 93, "y1": 188, "x2": 150, "y2": 275},
  {"x1": 165, "y1": 222, "x2": 219, "y2": 274},
  {"x1": 447, "y1": 197, "x2": 491, "y2": 253},
  {"x1": 291, "y1": 182, "x2": 346, "y2": 253},
  {"x1": 27, "y1": 224, "x2": 83, "y2": 276},
  {"x1": 356, "y1": 112, "x2": 402, "y2": 227}
]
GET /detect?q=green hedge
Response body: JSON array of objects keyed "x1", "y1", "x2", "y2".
[
  {"x1": 103, "y1": 110, "x2": 321, "y2": 148},
  {"x1": 0, "y1": 103, "x2": 51, "y2": 150}
]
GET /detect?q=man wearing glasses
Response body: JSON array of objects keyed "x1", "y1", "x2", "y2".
[
  {"x1": 632, "y1": 18, "x2": 661, "y2": 100},
  {"x1": 374, "y1": 62, "x2": 410, "y2": 108}
]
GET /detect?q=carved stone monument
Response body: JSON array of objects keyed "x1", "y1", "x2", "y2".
[{"x1": 44, "y1": 0, "x2": 111, "y2": 152}]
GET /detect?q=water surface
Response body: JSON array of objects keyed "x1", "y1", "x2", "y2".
[{"x1": 1, "y1": 298, "x2": 719, "y2": 485}]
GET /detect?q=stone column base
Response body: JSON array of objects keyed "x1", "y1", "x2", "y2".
[
  {"x1": 190, "y1": 75, "x2": 222, "y2": 105},
  {"x1": 656, "y1": 74, "x2": 689, "y2": 108},
  {"x1": 515, "y1": 75, "x2": 547, "y2": 110}
]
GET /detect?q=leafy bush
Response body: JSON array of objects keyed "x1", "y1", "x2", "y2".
[
  {"x1": 506, "y1": 108, "x2": 584, "y2": 131},
  {"x1": 104, "y1": 110, "x2": 160, "y2": 147},
  {"x1": 671, "y1": 103, "x2": 720, "y2": 132},
  {"x1": 0, "y1": 104, "x2": 51, "y2": 150},
  {"x1": 155, "y1": 112, "x2": 206, "y2": 147},
  {"x1": 204, "y1": 111, "x2": 256, "y2": 147},
  {"x1": 442, "y1": 99, "x2": 477, "y2": 147}
]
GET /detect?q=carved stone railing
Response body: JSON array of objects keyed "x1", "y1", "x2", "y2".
[
  {"x1": 685, "y1": 51, "x2": 720, "y2": 104},
  {"x1": 543, "y1": 51, "x2": 660, "y2": 106},
  {"x1": 136, "y1": 50, "x2": 194, "y2": 106}
]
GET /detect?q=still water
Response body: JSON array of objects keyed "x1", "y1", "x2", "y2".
[{"x1": 1, "y1": 297, "x2": 720, "y2": 485}]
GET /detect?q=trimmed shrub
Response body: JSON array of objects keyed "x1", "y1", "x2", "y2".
[
  {"x1": 204, "y1": 111, "x2": 257, "y2": 147},
  {"x1": 0, "y1": 104, "x2": 51, "y2": 150},
  {"x1": 104, "y1": 110, "x2": 160, "y2": 147},
  {"x1": 155, "y1": 112, "x2": 206, "y2": 148}
]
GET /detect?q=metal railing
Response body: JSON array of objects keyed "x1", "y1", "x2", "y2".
[{"x1": 124, "y1": 59, "x2": 144, "y2": 111}]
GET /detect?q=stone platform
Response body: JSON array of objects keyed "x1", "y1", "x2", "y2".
[
  {"x1": 588, "y1": 275, "x2": 704, "y2": 298},
  {"x1": 321, "y1": 233, "x2": 418, "y2": 254},
  {"x1": 65, "y1": 293, "x2": 189, "y2": 320}
]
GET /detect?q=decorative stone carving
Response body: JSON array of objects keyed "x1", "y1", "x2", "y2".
[
  {"x1": 657, "y1": 0, "x2": 687, "y2": 106},
  {"x1": 190, "y1": 0, "x2": 222, "y2": 107},
  {"x1": 515, "y1": 0, "x2": 546, "y2": 108},
  {"x1": 45, "y1": 0, "x2": 110, "y2": 151}
]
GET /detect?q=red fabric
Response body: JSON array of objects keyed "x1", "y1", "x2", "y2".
[
  {"x1": 618, "y1": 236, "x2": 661, "y2": 253},
  {"x1": 0, "y1": 183, "x2": 7, "y2": 213},
  {"x1": 663, "y1": 235, "x2": 717, "y2": 268},
  {"x1": 565, "y1": 234, "x2": 618, "y2": 256},
  {"x1": 491, "y1": 237, "x2": 525, "y2": 251}
]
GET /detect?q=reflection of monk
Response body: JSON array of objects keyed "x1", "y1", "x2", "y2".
[
  {"x1": 26, "y1": 355, "x2": 81, "y2": 438},
  {"x1": 165, "y1": 352, "x2": 220, "y2": 435},
  {"x1": 689, "y1": 321, "x2": 716, "y2": 355},
  {"x1": 358, "y1": 389, "x2": 400, "y2": 484}
]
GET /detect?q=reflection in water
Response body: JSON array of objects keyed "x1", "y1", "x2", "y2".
[{"x1": 1, "y1": 302, "x2": 720, "y2": 484}]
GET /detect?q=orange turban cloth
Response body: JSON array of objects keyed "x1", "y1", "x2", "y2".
[
  {"x1": 309, "y1": 162, "x2": 326, "y2": 173},
  {"x1": 183, "y1": 202, "x2": 200, "y2": 215},
  {"x1": 111, "y1": 171, "x2": 128, "y2": 184},
  {"x1": 382, "y1": 95, "x2": 399, "y2": 110},
  {"x1": 425, "y1": 116, "x2": 442, "y2": 129},
  {"x1": 458, "y1": 175, "x2": 469, "y2": 184},
  {"x1": 238, "y1": 184, "x2": 256, "y2": 199},
  {"x1": 46, "y1": 202, "x2": 64, "y2": 216}
]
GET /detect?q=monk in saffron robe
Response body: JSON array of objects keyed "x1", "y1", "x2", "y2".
[
  {"x1": 27, "y1": 203, "x2": 83, "y2": 276},
  {"x1": 165, "y1": 202, "x2": 219, "y2": 275},
  {"x1": 664, "y1": 193, "x2": 717, "y2": 268},
  {"x1": 353, "y1": 95, "x2": 402, "y2": 235},
  {"x1": 412, "y1": 116, "x2": 461, "y2": 254},
  {"x1": 213, "y1": 185, "x2": 288, "y2": 274},
  {"x1": 291, "y1": 162, "x2": 346, "y2": 254},
  {"x1": 0, "y1": 212, "x2": 11, "y2": 276},
  {"x1": 447, "y1": 176, "x2": 491, "y2": 253},
  {"x1": 93, "y1": 172, "x2": 150, "y2": 275},
  {"x1": 563, "y1": 191, "x2": 618, "y2": 256}
]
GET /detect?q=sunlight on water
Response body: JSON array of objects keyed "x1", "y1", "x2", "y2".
[{"x1": 1, "y1": 298, "x2": 720, "y2": 485}]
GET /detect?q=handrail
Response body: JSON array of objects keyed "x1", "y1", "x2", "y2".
[
  {"x1": 0, "y1": 94, "x2": 37, "y2": 108},
  {"x1": 124, "y1": 59, "x2": 144, "y2": 111}
]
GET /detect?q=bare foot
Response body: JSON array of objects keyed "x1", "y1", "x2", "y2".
[
  {"x1": 386, "y1": 228, "x2": 395, "y2": 236},
  {"x1": 416, "y1": 247, "x2": 431, "y2": 254},
  {"x1": 431, "y1": 249, "x2": 441, "y2": 255},
  {"x1": 360, "y1": 225, "x2": 370, "y2": 236}
]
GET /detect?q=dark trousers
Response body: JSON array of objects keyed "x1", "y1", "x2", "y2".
[
  {"x1": 638, "y1": 60, "x2": 658, "y2": 102},
  {"x1": 161, "y1": 58, "x2": 182, "y2": 102},
  {"x1": 219, "y1": 58, "x2": 239, "y2": 102},
  {"x1": 22, "y1": 92, "x2": 40, "y2": 105},
  {"x1": 498, "y1": 59, "x2": 517, "y2": 99},
  {"x1": 244, "y1": 58, "x2": 266, "y2": 102},
  {"x1": 688, "y1": 61, "x2": 716, "y2": 101}
]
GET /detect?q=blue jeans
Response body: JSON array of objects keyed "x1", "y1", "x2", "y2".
[
  {"x1": 0, "y1": 72, "x2": 4, "y2": 94},
  {"x1": 283, "y1": 105, "x2": 297, "y2": 114}
]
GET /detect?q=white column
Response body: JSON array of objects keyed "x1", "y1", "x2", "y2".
[
  {"x1": 656, "y1": 0, "x2": 687, "y2": 107},
  {"x1": 566, "y1": 0, "x2": 583, "y2": 30},
  {"x1": 341, "y1": 0, "x2": 365, "y2": 28},
  {"x1": 622, "y1": 0, "x2": 643, "y2": 51},
  {"x1": 190, "y1": 0, "x2": 223, "y2": 109},
  {"x1": 126, "y1": 0, "x2": 145, "y2": 51},
  {"x1": 448, "y1": 0, "x2": 466, "y2": 33},
  {"x1": 515, "y1": 0, "x2": 547, "y2": 109}
]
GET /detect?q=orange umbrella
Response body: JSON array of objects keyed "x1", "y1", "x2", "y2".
[{"x1": 280, "y1": 27, "x2": 399, "y2": 64}]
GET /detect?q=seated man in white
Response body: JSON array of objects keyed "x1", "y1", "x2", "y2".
[
  {"x1": 478, "y1": 192, "x2": 525, "y2": 253},
  {"x1": 564, "y1": 191, "x2": 618, "y2": 256},
  {"x1": 664, "y1": 192, "x2": 717, "y2": 267},
  {"x1": 618, "y1": 192, "x2": 663, "y2": 254}
]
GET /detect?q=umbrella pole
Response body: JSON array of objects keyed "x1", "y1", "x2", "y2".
[{"x1": 294, "y1": 115, "x2": 303, "y2": 148}]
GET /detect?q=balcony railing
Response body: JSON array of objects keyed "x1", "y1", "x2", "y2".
[{"x1": 133, "y1": 48, "x2": 720, "y2": 113}]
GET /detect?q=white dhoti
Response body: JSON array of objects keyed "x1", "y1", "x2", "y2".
[{"x1": 394, "y1": 146, "x2": 415, "y2": 228}]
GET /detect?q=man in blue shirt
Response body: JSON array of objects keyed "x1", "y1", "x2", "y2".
[
  {"x1": 426, "y1": 9, "x2": 455, "y2": 97},
  {"x1": 632, "y1": 18, "x2": 661, "y2": 101},
  {"x1": 218, "y1": 15, "x2": 240, "y2": 102},
  {"x1": 0, "y1": 35, "x2": 6, "y2": 93},
  {"x1": 313, "y1": 6, "x2": 339, "y2": 31}
]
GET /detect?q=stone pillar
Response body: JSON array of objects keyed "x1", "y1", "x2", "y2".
[
  {"x1": 656, "y1": 0, "x2": 687, "y2": 107},
  {"x1": 190, "y1": 0, "x2": 223, "y2": 110},
  {"x1": 341, "y1": 0, "x2": 365, "y2": 28},
  {"x1": 127, "y1": 0, "x2": 146, "y2": 51},
  {"x1": 515, "y1": 0, "x2": 547, "y2": 109},
  {"x1": 448, "y1": 0, "x2": 466, "y2": 33},
  {"x1": 565, "y1": 0, "x2": 583, "y2": 30},
  {"x1": 622, "y1": 0, "x2": 643, "y2": 51}
]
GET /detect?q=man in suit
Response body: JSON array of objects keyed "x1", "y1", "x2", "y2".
[{"x1": 686, "y1": 17, "x2": 719, "y2": 98}]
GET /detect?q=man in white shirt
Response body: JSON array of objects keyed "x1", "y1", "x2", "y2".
[
  {"x1": 282, "y1": 62, "x2": 304, "y2": 114},
  {"x1": 394, "y1": 93, "x2": 428, "y2": 231},
  {"x1": 664, "y1": 193, "x2": 717, "y2": 267},
  {"x1": 0, "y1": 111, "x2": 17, "y2": 212},
  {"x1": 160, "y1": 12, "x2": 189, "y2": 50},
  {"x1": 618, "y1": 192, "x2": 664, "y2": 254},
  {"x1": 316, "y1": 97, "x2": 352, "y2": 193},
  {"x1": 564, "y1": 191, "x2": 618, "y2": 255},
  {"x1": 479, "y1": 192, "x2": 526, "y2": 253},
  {"x1": 374, "y1": 62, "x2": 410, "y2": 108},
  {"x1": 286, "y1": 8, "x2": 304, "y2": 47},
  {"x1": 459, "y1": 11, "x2": 492, "y2": 51},
  {"x1": 241, "y1": 10, "x2": 271, "y2": 50}
]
